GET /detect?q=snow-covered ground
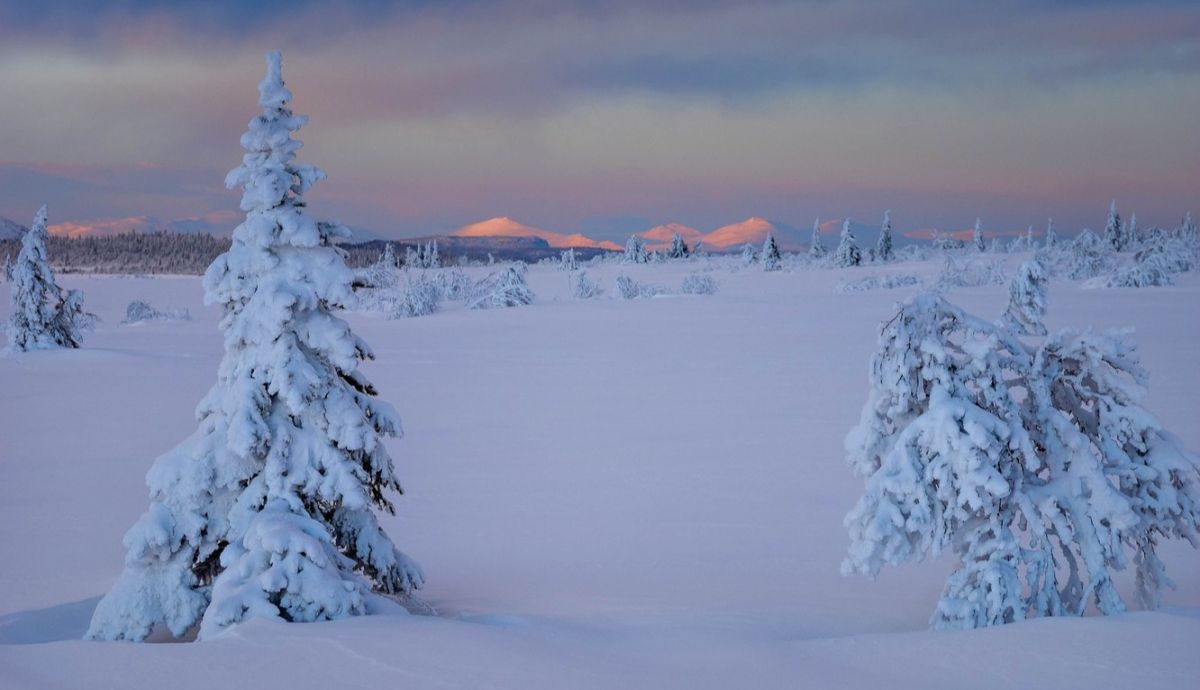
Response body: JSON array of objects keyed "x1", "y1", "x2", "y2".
[{"x1": 2, "y1": 257, "x2": 1198, "y2": 689}]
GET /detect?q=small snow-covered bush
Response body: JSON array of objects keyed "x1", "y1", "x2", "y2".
[
  {"x1": 469, "y1": 265, "x2": 535, "y2": 309},
  {"x1": 1066, "y1": 229, "x2": 1116, "y2": 280},
  {"x1": 434, "y1": 268, "x2": 472, "y2": 301},
  {"x1": 843, "y1": 277, "x2": 1200, "y2": 630},
  {"x1": 123, "y1": 300, "x2": 190, "y2": 324},
  {"x1": 680, "y1": 273, "x2": 718, "y2": 295},
  {"x1": 574, "y1": 271, "x2": 603, "y2": 299},
  {"x1": 615, "y1": 274, "x2": 665, "y2": 299},
  {"x1": 837, "y1": 274, "x2": 920, "y2": 293},
  {"x1": 1101, "y1": 229, "x2": 1197, "y2": 288},
  {"x1": 932, "y1": 255, "x2": 1007, "y2": 291},
  {"x1": 392, "y1": 275, "x2": 441, "y2": 318}
]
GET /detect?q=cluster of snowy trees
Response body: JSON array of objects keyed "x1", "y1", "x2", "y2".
[
  {"x1": 844, "y1": 260, "x2": 1200, "y2": 629},
  {"x1": 405, "y1": 240, "x2": 440, "y2": 269},
  {"x1": 87, "y1": 52, "x2": 423, "y2": 642},
  {"x1": 0, "y1": 230, "x2": 230, "y2": 275},
  {"x1": 6, "y1": 206, "x2": 91, "y2": 352}
]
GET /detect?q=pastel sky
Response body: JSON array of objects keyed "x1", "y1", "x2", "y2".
[{"x1": 1, "y1": 0, "x2": 1197, "y2": 242}]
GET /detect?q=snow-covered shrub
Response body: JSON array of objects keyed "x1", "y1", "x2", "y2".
[
  {"x1": 393, "y1": 274, "x2": 441, "y2": 318},
  {"x1": 837, "y1": 273, "x2": 920, "y2": 293},
  {"x1": 761, "y1": 233, "x2": 782, "y2": 272},
  {"x1": 681, "y1": 273, "x2": 718, "y2": 295},
  {"x1": 87, "y1": 53, "x2": 423, "y2": 643},
  {"x1": 894, "y1": 243, "x2": 932, "y2": 262},
  {"x1": 614, "y1": 274, "x2": 665, "y2": 299},
  {"x1": 833, "y1": 218, "x2": 862, "y2": 267},
  {"x1": 623, "y1": 235, "x2": 649, "y2": 264},
  {"x1": 469, "y1": 264, "x2": 535, "y2": 309},
  {"x1": 932, "y1": 232, "x2": 967, "y2": 252},
  {"x1": 123, "y1": 300, "x2": 191, "y2": 324},
  {"x1": 573, "y1": 271, "x2": 603, "y2": 299},
  {"x1": 1066, "y1": 229, "x2": 1116, "y2": 280},
  {"x1": 7, "y1": 205, "x2": 89, "y2": 352},
  {"x1": 1098, "y1": 230, "x2": 1192, "y2": 287},
  {"x1": 434, "y1": 268, "x2": 472, "y2": 301},
  {"x1": 932, "y1": 254, "x2": 1007, "y2": 291},
  {"x1": 360, "y1": 243, "x2": 400, "y2": 289},
  {"x1": 843, "y1": 282, "x2": 1200, "y2": 630}
]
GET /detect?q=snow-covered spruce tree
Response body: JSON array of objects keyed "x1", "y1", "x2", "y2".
[
  {"x1": 7, "y1": 205, "x2": 87, "y2": 352},
  {"x1": 761, "y1": 233, "x2": 782, "y2": 272},
  {"x1": 809, "y1": 219, "x2": 826, "y2": 260},
  {"x1": 87, "y1": 52, "x2": 422, "y2": 642},
  {"x1": 972, "y1": 218, "x2": 986, "y2": 252},
  {"x1": 425, "y1": 240, "x2": 439, "y2": 268},
  {"x1": 404, "y1": 245, "x2": 419, "y2": 268},
  {"x1": 667, "y1": 232, "x2": 689, "y2": 259},
  {"x1": 843, "y1": 281, "x2": 1200, "y2": 630},
  {"x1": 1125, "y1": 213, "x2": 1138, "y2": 247},
  {"x1": 1104, "y1": 199, "x2": 1125, "y2": 251},
  {"x1": 875, "y1": 211, "x2": 894, "y2": 263},
  {"x1": 833, "y1": 218, "x2": 861, "y2": 267},
  {"x1": 623, "y1": 235, "x2": 648, "y2": 264},
  {"x1": 999, "y1": 260, "x2": 1048, "y2": 336}
]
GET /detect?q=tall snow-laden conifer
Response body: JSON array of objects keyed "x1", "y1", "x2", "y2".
[
  {"x1": 973, "y1": 218, "x2": 986, "y2": 252},
  {"x1": 833, "y1": 218, "x2": 861, "y2": 267},
  {"x1": 7, "y1": 205, "x2": 86, "y2": 352},
  {"x1": 809, "y1": 219, "x2": 826, "y2": 259},
  {"x1": 667, "y1": 232, "x2": 689, "y2": 259},
  {"x1": 1044, "y1": 218, "x2": 1057, "y2": 249},
  {"x1": 87, "y1": 52, "x2": 422, "y2": 643},
  {"x1": 761, "y1": 233, "x2": 782, "y2": 271},
  {"x1": 1104, "y1": 199, "x2": 1125, "y2": 251},
  {"x1": 875, "y1": 210, "x2": 894, "y2": 262},
  {"x1": 623, "y1": 235, "x2": 648, "y2": 263}
]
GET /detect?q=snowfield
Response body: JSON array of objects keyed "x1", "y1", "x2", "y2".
[{"x1": 2, "y1": 257, "x2": 1199, "y2": 689}]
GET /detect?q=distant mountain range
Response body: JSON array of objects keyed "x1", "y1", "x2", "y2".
[
  {"x1": 0, "y1": 217, "x2": 27, "y2": 240},
  {"x1": 0, "y1": 212, "x2": 900, "y2": 256}
]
